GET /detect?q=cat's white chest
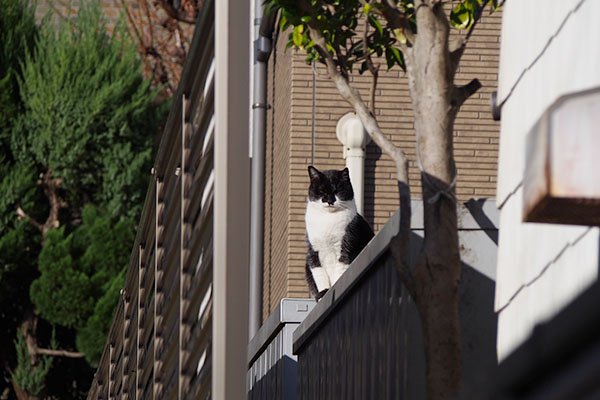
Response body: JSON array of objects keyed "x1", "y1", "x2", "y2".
[{"x1": 305, "y1": 199, "x2": 356, "y2": 272}]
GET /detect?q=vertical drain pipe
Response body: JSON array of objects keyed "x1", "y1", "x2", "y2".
[
  {"x1": 249, "y1": 3, "x2": 276, "y2": 337},
  {"x1": 336, "y1": 113, "x2": 370, "y2": 215}
]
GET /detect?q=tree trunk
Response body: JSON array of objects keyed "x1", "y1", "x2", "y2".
[
  {"x1": 20, "y1": 310, "x2": 40, "y2": 367},
  {"x1": 405, "y1": 2, "x2": 463, "y2": 399}
]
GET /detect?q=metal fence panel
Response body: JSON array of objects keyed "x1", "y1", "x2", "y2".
[{"x1": 87, "y1": 2, "x2": 215, "y2": 398}]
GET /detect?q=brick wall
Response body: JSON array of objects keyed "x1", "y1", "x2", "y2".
[{"x1": 263, "y1": 11, "x2": 502, "y2": 317}]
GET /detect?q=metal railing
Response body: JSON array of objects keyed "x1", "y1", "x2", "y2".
[{"x1": 87, "y1": 2, "x2": 215, "y2": 398}]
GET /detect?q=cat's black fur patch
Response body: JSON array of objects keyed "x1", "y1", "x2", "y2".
[
  {"x1": 339, "y1": 214, "x2": 374, "y2": 265},
  {"x1": 305, "y1": 241, "x2": 320, "y2": 296}
]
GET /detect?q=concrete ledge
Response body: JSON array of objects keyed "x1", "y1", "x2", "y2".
[{"x1": 248, "y1": 298, "x2": 315, "y2": 366}]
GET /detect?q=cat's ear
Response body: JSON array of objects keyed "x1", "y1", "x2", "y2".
[
  {"x1": 308, "y1": 166, "x2": 321, "y2": 181},
  {"x1": 341, "y1": 167, "x2": 350, "y2": 181}
]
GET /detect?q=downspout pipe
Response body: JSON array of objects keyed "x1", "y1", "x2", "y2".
[{"x1": 249, "y1": 4, "x2": 276, "y2": 338}]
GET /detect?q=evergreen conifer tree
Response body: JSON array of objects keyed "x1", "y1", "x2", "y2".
[{"x1": 0, "y1": 1, "x2": 168, "y2": 397}]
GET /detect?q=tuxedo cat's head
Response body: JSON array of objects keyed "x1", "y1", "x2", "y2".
[{"x1": 307, "y1": 166, "x2": 355, "y2": 212}]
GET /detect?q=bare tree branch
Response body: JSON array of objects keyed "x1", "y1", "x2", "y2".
[
  {"x1": 20, "y1": 311, "x2": 86, "y2": 366},
  {"x1": 378, "y1": 0, "x2": 415, "y2": 47},
  {"x1": 308, "y1": 27, "x2": 408, "y2": 185},
  {"x1": 15, "y1": 171, "x2": 66, "y2": 238},
  {"x1": 36, "y1": 348, "x2": 85, "y2": 358},
  {"x1": 15, "y1": 206, "x2": 43, "y2": 233},
  {"x1": 40, "y1": 171, "x2": 64, "y2": 235},
  {"x1": 156, "y1": 0, "x2": 197, "y2": 24},
  {"x1": 114, "y1": 0, "x2": 198, "y2": 95}
]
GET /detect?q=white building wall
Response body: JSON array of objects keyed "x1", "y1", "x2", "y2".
[{"x1": 495, "y1": 0, "x2": 600, "y2": 361}]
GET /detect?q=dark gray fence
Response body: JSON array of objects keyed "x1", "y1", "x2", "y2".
[{"x1": 292, "y1": 199, "x2": 499, "y2": 400}]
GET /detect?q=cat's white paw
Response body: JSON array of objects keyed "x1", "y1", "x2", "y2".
[
  {"x1": 331, "y1": 263, "x2": 349, "y2": 285},
  {"x1": 310, "y1": 266, "x2": 331, "y2": 293}
]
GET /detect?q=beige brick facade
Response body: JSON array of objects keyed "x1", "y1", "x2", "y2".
[{"x1": 263, "y1": 12, "x2": 502, "y2": 319}]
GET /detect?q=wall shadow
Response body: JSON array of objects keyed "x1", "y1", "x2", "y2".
[
  {"x1": 363, "y1": 140, "x2": 382, "y2": 227},
  {"x1": 408, "y1": 231, "x2": 498, "y2": 396}
]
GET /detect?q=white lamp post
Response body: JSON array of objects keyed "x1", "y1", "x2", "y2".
[{"x1": 336, "y1": 112, "x2": 370, "y2": 215}]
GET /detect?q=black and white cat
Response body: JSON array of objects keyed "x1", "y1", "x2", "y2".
[{"x1": 305, "y1": 166, "x2": 374, "y2": 300}]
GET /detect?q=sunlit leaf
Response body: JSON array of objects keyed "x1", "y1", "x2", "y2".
[
  {"x1": 280, "y1": 14, "x2": 288, "y2": 31},
  {"x1": 368, "y1": 14, "x2": 383, "y2": 36},
  {"x1": 394, "y1": 28, "x2": 407, "y2": 44},
  {"x1": 293, "y1": 24, "x2": 304, "y2": 47},
  {"x1": 450, "y1": 2, "x2": 472, "y2": 29}
]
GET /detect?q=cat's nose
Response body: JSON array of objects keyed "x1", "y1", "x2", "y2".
[{"x1": 323, "y1": 197, "x2": 335, "y2": 206}]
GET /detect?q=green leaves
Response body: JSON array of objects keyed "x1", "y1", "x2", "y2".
[
  {"x1": 368, "y1": 14, "x2": 383, "y2": 37},
  {"x1": 30, "y1": 205, "x2": 134, "y2": 360},
  {"x1": 271, "y1": 0, "x2": 361, "y2": 64},
  {"x1": 0, "y1": 0, "x2": 37, "y2": 152},
  {"x1": 13, "y1": 1, "x2": 165, "y2": 220},
  {"x1": 0, "y1": 1, "x2": 164, "y2": 387},
  {"x1": 268, "y1": 0, "x2": 412, "y2": 75},
  {"x1": 76, "y1": 269, "x2": 125, "y2": 366},
  {"x1": 450, "y1": 0, "x2": 476, "y2": 29},
  {"x1": 450, "y1": 0, "x2": 499, "y2": 30},
  {"x1": 11, "y1": 331, "x2": 54, "y2": 397},
  {"x1": 31, "y1": 226, "x2": 96, "y2": 329},
  {"x1": 386, "y1": 46, "x2": 405, "y2": 71}
]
